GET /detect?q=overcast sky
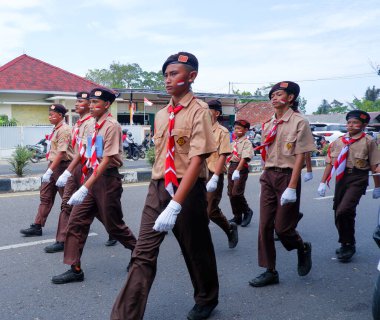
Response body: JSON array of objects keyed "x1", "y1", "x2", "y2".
[{"x1": 1, "y1": 0, "x2": 379, "y2": 113}]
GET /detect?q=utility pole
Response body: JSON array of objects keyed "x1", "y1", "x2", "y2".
[{"x1": 228, "y1": 82, "x2": 231, "y2": 94}]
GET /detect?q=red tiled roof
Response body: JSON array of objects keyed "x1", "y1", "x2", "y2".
[
  {"x1": 0, "y1": 54, "x2": 103, "y2": 92},
  {"x1": 236, "y1": 101, "x2": 273, "y2": 127}
]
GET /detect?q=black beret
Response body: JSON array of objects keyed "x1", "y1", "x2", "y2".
[
  {"x1": 89, "y1": 87, "x2": 117, "y2": 104},
  {"x1": 234, "y1": 119, "x2": 250, "y2": 129},
  {"x1": 76, "y1": 91, "x2": 90, "y2": 100},
  {"x1": 346, "y1": 110, "x2": 370, "y2": 123},
  {"x1": 50, "y1": 104, "x2": 67, "y2": 115},
  {"x1": 162, "y1": 52, "x2": 198, "y2": 74},
  {"x1": 269, "y1": 81, "x2": 300, "y2": 100},
  {"x1": 208, "y1": 100, "x2": 222, "y2": 113}
]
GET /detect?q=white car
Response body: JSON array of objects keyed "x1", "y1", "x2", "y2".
[{"x1": 310, "y1": 123, "x2": 347, "y2": 143}]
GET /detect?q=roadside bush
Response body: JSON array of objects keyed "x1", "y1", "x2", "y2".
[
  {"x1": 8, "y1": 145, "x2": 32, "y2": 177},
  {"x1": 146, "y1": 148, "x2": 155, "y2": 167}
]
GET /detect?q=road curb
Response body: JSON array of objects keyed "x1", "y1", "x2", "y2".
[{"x1": 0, "y1": 158, "x2": 326, "y2": 194}]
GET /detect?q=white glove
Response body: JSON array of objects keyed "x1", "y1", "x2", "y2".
[
  {"x1": 206, "y1": 174, "x2": 219, "y2": 192},
  {"x1": 56, "y1": 170, "x2": 72, "y2": 187},
  {"x1": 373, "y1": 187, "x2": 380, "y2": 199},
  {"x1": 153, "y1": 200, "x2": 182, "y2": 232},
  {"x1": 303, "y1": 171, "x2": 313, "y2": 182},
  {"x1": 68, "y1": 186, "x2": 88, "y2": 206},
  {"x1": 318, "y1": 182, "x2": 327, "y2": 197},
  {"x1": 42, "y1": 168, "x2": 53, "y2": 183},
  {"x1": 280, "y1": 188, "x2": 297, "y2": 206},
  {"x1": 232, "y1": 170, "x2": 240, "y2": 181}
]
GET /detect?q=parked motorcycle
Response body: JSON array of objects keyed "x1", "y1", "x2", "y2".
[
  {"x1": 142, "y1": 133, "x2": 154, "y2": 151},
  {"x1": 26, "y1": 138, "x2": 47, "y2": 163}
]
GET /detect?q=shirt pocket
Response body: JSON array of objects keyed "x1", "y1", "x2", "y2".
[
  {"x1": 353, "y1": 152, "x2": 368, "y2": 169},
  {"x1": 172, "y1": 128, "x2": 191, "y2": 154},
  {"x1": 153, "y1": 129, "x2": 165, "y2": 155},
  {"x1": 282, "y1": 135, "x2": 297, "y2": 156}
]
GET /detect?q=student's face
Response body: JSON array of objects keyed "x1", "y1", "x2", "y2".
[
  {"x1": 75, "y1": 99, "x2": 90, "y2": 115},
  {"x1": 234, "y1": 125, "x2": 247, "y2": 137},
  {"x1": 48, "y1": 111, "x2": 63, "y2": 125},
  {"x1": 346, "y1": 118, "x2": 366, "y2": 135},
  {"x1": 164, "y1": 64, "x2": 197, "y2": 97},
  {"x1": 89, "y1": 99, "x2": 110, "y2": 119},
  {"x1": 270, "y1": 90, "x2": 294, "y2": 109}
]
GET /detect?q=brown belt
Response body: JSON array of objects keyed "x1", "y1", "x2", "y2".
[
  {"x1": 345, "y1": 167, "x2": 369, "y2": 174},
  {"x1": 265, "y1": 167, "x2": 293, "y2": 173}
]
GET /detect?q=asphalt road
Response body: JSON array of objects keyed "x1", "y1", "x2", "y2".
[{"x1": 0, "y1": 169, "x2": 379, "y2": 320}]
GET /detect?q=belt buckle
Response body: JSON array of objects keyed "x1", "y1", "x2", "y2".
[{"x1": 346, "y1": 168, "x2": 353, "y2": 174}]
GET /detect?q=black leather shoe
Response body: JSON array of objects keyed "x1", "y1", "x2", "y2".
[
  {"x1": 52, "y1": 269, "x2": 84, "y2": 284},
  {"x1": 229, "y1": 217, "x2": 242, "y2": 225},
  {"x1": 298, "y1": 242, "x2": 312, "y2": 276},
  {"x1": 187, "y1": 301, "x2": 218, "y2": 320},
  {"x1": 44, "y1": 241, "x2": 64, "y2": 253},
  {"x1": 335, "y1": 246, "x2": 342, "y2": 255},
  {"x1": 228, "y1": 222, "x2": 238, "y2": 248},
  {"x1": 20, "y1": 224, "x2": 42, "y2": 237},
  {"x1": 241, "y1": 208, "x2": 253, "y2": 227},
  {"x1": 337, "y1": 244, "x2": 356, "y2": 262},
  {"x1": 104, "y1": 237, "x2": 117, "y2": 247},
  {"x1": 249, "y1": 270, "x2": 279, "y2": 287}
]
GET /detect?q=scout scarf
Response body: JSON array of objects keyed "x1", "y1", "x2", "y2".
[
  {"x1": 165, "y1": 105, "x2": 183, "y2": 197},
  {"x1": 255, "y1": 119, "x2": 284, "y2": 163},
  {"x1": 83, "y1": 114, "x2": 110, "y2": 178},
  {"x1": 326, "y1": 132, "x2": 366, "y2": 186},
  {"x1": 71, "y1": 115, "x2": 92, "y2": 148},
  {"x1": 226, "y1": 138, "x2": 249, "y2": 168},
  {"x1": 45, "y1": 121, "x2": 64, "y2": 160}
]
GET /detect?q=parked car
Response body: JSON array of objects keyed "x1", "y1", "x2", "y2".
[{"x1": 310, "y1": 123, "x2": 347, "y2": 143}]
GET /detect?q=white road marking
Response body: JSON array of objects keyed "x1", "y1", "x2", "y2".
[
  {"x1": 314, "y1": 188, "x2": 374, "y2": 200},
  {"x1": 0, "y1": 232, "x2": 98, "y2": 251}
]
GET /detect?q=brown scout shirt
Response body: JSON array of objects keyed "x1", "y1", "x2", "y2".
[
  {"x1": 326, "y1": 132, "x2": 380, "y2": 170},
  {"x1": 207, "y1": 121, "x2": 232, "y2": 173},
  {"x1": 229, "y1": 136, "x2": 253, "y2": 162},
  {"x1": 48, "y1": 121, "x2": 74, "y2": 162},
  {"x1": 262, "y1": 108, "x2": 315, "y2": 169},
  {"x1": 152, "y1": 92, "x2": 217, "y2": 180},
  {"x1": 73, "y1": 114, "x2": 95, "y2": 154},
  {"x1": 95, "y1": 114, "x2": 124, "y2": 168}
]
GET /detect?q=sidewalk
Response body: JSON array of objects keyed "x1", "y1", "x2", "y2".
[{"x1": 0, "y1": 158, "x2": 326, "y2": 193}]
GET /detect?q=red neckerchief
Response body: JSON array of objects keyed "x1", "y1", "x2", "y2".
[
  {"x1": 71, "y1": 115, "x2": 92, "y2": 148},
  {"x1": 255, "y1": 119, "x2": 284, "y2": 164},
  {"x1": 45, "y1": 121, "x2": 64, "y2": 160}
]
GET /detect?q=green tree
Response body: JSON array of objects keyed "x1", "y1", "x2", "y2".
[
  {"x1": 365, "y1": 86, "x2": 380, "y2": 101},
  {"x1": 329, "y1": 99, "x2": 349, "y2": 113},
  {"x1": 0, "y1": 115, "x2": 17, "y2": 126},
  {"x1": 313, "y1": 99, "x2": 331, "y2": 114},
  {"x1": 86, "y1": 62, "x2": 164, "y2": 90},
  {"x1": 351, "y1": 98, "x2": 380, "y2": 112},
  {"x1": 298, "y1": 97, "x2": 307, "y2": 114}
]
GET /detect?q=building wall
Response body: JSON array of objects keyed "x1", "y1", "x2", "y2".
[
  {"x1": 12, "y1": 105, "x2": 50, "y2": 125},
  {"x1": 0, "y1": 104, "x2": 12, "y2": 118}
]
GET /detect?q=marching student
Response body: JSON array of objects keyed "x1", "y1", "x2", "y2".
[
  {"x1": 249, "y1": 81, "x2": 315, "y2": 287},
  {"x1": 318, "y1": 110, "x2": 380, "y2": 262},
  {"x1": 20, "y1": 104, "x2": 74, "y2": 237},
  {"x1": 51, "y1": 88, "x2": 136, "y2": 284},
  {"x1": 111, "y1": 52, "x2": 219, "y2": 320},
  {"x1": 206, "y1": 100, "x2": 238, "y2": 248},
  {"x1": 227, "y1": 119, "x2": 254, "y2": 227}
]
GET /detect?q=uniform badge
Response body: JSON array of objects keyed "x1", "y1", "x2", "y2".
[
  {"x1": 355, "y1": 159, "x2": 366, "y2": 168},
  {"x1": 280, "y1": 82, "x2": 289, "y2": 88},
  {"x1": 178, "y1": 55, "x2": 189, "y2": 63},
  {"x1": 360, "y1": 114, "x2": 367, "y2": 120},
  {"x1": 94, "y1": 90, "x2": 102, "y2": 97},
  {"x1": 50, "y1": 105, "x2": 55, "y2": 110},
  {"x1": 81, "y1": 93, "x2": 88, "y2": 99},
  {"x1": 286, "y1": 142, "x2": 293, "y2": 150},
  {"x1": 177, "y1": 137, "x2": 186, "y2": 146}
]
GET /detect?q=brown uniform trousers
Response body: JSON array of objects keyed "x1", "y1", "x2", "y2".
[
  {"x1": 110, "y1": 179, "x2": 219, "y2": 320},
  {"x1": 227, "y1": 162, "x2": 250, "y2": 219},
  {"x1": 63, "y1": 168, "x2": 136, "y2": 266},
  {"x1": 258, "y1": 169, "x2": 304, "y2": 269},
  {"x1": 206, "y1": 171, "x2": 230, "y2": 236},
  {"x1": 55, "y1": 165, "x2": 82, "y2": 242},
  {"x1": 34, "y1": 161, "x2": 70, "y2": 226},
  {"x1": 333, "y1": 168, "x2": 368, "y2": 245}
]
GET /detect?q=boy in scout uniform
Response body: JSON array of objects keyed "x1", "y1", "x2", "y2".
[
  {"x1": 227, "y1": 119, "x2": 254, "y2": 227},
  {"x1": 206, "y1": 100, "x2": 238, "y2": 248},
  {"x1": 318, "y1": 110, "x2": 380, "y2": 262},
  {"x1": 43, "y1": 92, "x2": 94, "y2": 253},
  {"x1": 20, "y1": 104, "x2": 74, "y2": 237},
  {"x1": 249, "y1": 81, "x2": 315, "y2": 287},
  {"x1": 111, "y1": 52, "x2": 219, "y2": 320},
  {"x1": 51, "y1": 88, "x2": 136, "y2": 284}
]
